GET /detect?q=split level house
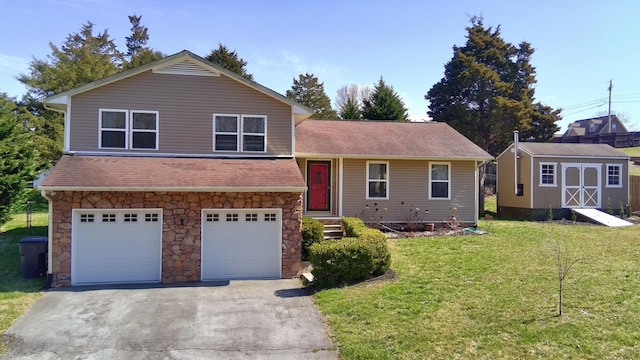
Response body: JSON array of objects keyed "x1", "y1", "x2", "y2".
[{"x1": 40, "y1": 50, "x2": 492, "y2": 287}]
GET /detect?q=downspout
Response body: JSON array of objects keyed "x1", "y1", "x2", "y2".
[
  {"x1": 513, "y1": 131, "x2": 519, "y2": 195},
  {"x1": 40, "y1": 190, "x2": 53, "y2": 288}
]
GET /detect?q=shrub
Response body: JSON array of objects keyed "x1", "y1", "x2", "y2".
[
  {"x1": 342, "y1": 217, "x2": 368, "y2": 237},
  {"x1": 310, "y1": 217, "x2": 391, "y2": 288},
  {"x1": 301, "y1": 216, "x2": 324, "y2": 260}
]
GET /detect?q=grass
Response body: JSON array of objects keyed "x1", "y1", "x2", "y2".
[
  {"x1": 315, "y1": 221, "x2": 640, "y2": 359},
  {"x1": 619, "y1": 146, "x2": 640, "y2": 157},
  {"x1": 0, "y1": 212, "x2": 48, "y2": 350},
  {"x1": 619, "y1": 147, "x2": 640, "y2": 175}
]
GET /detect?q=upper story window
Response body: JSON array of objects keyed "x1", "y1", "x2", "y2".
[
  {"x1": 429, "y1": 162, "x2": 450, "y2": 200},
  {"x1": 606, "y1": 164, "x2": 622, "y2": 188},
  {"x1": 99, "y1": 109, "x2": 158, "y2": 150},
  {"x1": 213, "y1": 114, "x2": 267, "y2": 152},
  {"x1": 539, "y1": 162, "x2": 557, "y2": 187},
  {"x1": 367, "y1": 161, "x2": 388, "y2": 199}
]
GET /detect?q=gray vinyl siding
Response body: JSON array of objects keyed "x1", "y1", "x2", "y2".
[
  {"x1": 497, "y1": 144, "x2": 629, "y2": 211},
  {"x1": 69, "y1": 71, "x2": 293, "y2": 156},
  {"x1": 530, "y1": 157, "x2": 628, "y2": 209},
  {"x1": 342, "y1": 159, "x2": 478, "y2": 223}
]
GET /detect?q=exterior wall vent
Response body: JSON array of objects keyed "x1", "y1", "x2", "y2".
[{"x1": 153, "y1": 59, "x2": 220, "y2": 77}]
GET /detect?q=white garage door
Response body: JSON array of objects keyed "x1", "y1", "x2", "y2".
[
  {"x1": 201, "y1": 209, "x2": 282, "y2": 281},
  {"x1": 72, "y1": 209, "x2": 162, "y2": 285}
]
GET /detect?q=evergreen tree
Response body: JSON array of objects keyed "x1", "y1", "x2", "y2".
[
  {"x1": 336, "y1": 84, "x2": 367, "y2": 120},
  {"x1": 286, "y1": 73, "x2": 337, "y2": 119},
  {"x1": 205, "y1": 44, "x2": 254, "y2": 81},
  {"x1": 19, "y1": 22, "x2": 122, "y2": 98},
  {"x1": 425, "y1": 17, "x2": 560, "y2": 155},
  {"x1": 123, "y1": 15, "x2": 164, "y2": 70},
  {"x1": 362, "y1": 77, "x2": 409, "y2": 121},
  {"x1": 339, "y1": 97, "x2": 362, "y2": 120},
  {"x1": 0, "y1": 94, "x2": 38, "y2": 226}
]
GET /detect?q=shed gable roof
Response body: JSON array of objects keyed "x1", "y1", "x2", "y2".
[
  {"x1": 516, "y1": 142, "x2": 629, "y2": 158},
  {"x1": 295, "y1": 120, "x2": 492, "y2": 160}
]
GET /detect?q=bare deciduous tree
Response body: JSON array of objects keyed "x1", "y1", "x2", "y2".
[
  {"x1": 335, "y1": 84, "x2": 372, "y2": 111},
  {"x1": 548, "y1": 236, "x2": 580, "y2": 316}
]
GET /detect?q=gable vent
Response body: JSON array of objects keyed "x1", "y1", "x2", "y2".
[{"x1": 153, "y1": 59, "x2": 220, "y2": 77}]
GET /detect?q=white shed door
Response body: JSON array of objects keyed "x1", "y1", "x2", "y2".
[
  {"x1": 72, "y1": 209, "x2": 162, "y2": 285},
  {"x1": 562, "y1": 163, "x2": 601, "y2": 208},
  {"x1": 201, "y1": 209, "x2": 282, "y2": 281}
]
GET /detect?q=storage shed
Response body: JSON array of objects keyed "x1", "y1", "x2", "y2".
[{"x1": 496, "y1": 140, "x2": 630, "y2": 220}]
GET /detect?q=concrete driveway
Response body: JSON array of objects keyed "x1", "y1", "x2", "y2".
[{"x1": 1, "y1": 280, "x2": 336, "y2": 359}]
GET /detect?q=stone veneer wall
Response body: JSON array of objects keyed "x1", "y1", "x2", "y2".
[{"x1": 49, "y1": 191, "x2": 303, "y2": 287}]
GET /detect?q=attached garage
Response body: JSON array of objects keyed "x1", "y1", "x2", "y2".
[
  {"x1": 72, "y1": 209, "x2": 162, "y2": 285},
  {"x1": 201, "y1": 209, "x2": 282, "y2": 281}
]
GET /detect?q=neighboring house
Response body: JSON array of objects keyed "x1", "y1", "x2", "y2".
[
  {"x1": 561, "y1": 115, "x2": 628, "y2": 137},
  {"x1": 496, "y1": 141, "x2": 630, "y2": 221},
  {"x1": 295, "y1": 120, "x2": 492, "y2": 225},
  {"x1": 40, "y1": 50, "x2": 491, "y2": 287}
]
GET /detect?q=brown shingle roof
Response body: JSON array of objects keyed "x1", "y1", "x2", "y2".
[
  {"x1": 295, "y1": 120, "x2": 492, "y2": 160},
  {"x1": 519, "y1": 143, "x2": 629, "y2": 158},
  {"x1": 40, "y1": 156, "x2": 306, "y2": 191}
]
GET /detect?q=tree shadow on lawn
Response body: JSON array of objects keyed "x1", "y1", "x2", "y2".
[{"x1": 0, "y1": 226, "x2": 48, "y2": 294}]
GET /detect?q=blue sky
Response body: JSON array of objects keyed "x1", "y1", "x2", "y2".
[{"x1": 1, "y1": 0, "x2": 638, "y2": 132}]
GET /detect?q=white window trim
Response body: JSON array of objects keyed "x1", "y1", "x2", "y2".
[
  {"x1": 539, "y1": 162, "x2": 557, "y2": 187},
  {"x1": 429, "y1": 162, "x2": 451, "y2": 200},
  {"x1": 213, "y1": 113, "x2": 240, "y2": 152},
  {"x1": 606, "y1": 163, "x2": 623, "y2": 188},
  {"x1": 241, "y1": 114, "x2": 267, "y2": 153},
  {"x1": 213, "y1": 114, "x2": 267, "y2": 153},
  {"x1": 99, "y1": 109, "x2": 128, "y2": 149},
  {"x1": 130, "y1": 110, "x2": 159, "y2": 150},
  {"x1": 366, "y1": 161, "x2": 389, "y2": 200}
]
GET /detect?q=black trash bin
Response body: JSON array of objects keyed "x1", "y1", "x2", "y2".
[{"x1": 19, "y1": 236, "x2": 48, "y2": 278}]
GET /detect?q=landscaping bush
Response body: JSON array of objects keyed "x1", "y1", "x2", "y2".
[
  {"x1": 310, "y1": 217, "x2": 391, "y2": 288},
  {"x1": 342, "y1": 216, "x2": 368, "y2": 237},
  {"x1": 301, "y1": 216, "x2": 324, "y2": 260}
]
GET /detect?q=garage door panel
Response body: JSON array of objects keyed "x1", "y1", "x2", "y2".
[
  {"x1": 73, "y1": 210, "x2": 162, "y2": 285},
  {"x1": 202, "y1": 209, "x2": 281, "y2": 281}
]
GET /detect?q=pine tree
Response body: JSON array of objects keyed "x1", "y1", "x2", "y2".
[
  {"x1": 19, "y1": 22, "x2": 122, "y2": 98},
  {"x1": 339, "y1": 97, "x2": 362, "y2": 120},
  {"x1": 362, "y1": 77, "x2": 409, "y2": 122},
  {"x1": 425, "y1": 17, "x2": 560, "y2": 155},
  {"x1": 0, "y1": 94, "x2": 38, "y2": 226},
  {"x1": 205, "y1": 44, "x2": 254, "y2": 81},
  {"x1": 123, "y1": 15, "x2": 164, "y2": 70},
  {"x1": 286, "y1": 73, "x2": 337, "y2": 119},
  {"x1": 18, "y1": 22, "x2": 123, "y2": 166}
]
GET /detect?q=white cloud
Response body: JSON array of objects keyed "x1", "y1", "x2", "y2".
[
  {"x1": 0, "y1": 53, "x2": 30, "y2": 97},
  {"x1": 0, "y1": 53, "x2": 30, "y2": 72}
]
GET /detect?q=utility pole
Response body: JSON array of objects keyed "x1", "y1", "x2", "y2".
[{"x1": 608, "y1": 79, "x2": 613, "y2": 133}]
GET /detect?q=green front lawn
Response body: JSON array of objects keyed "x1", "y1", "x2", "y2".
[
  {"x1": 0, "y1": 212, "x2": 48, "y2": 346},
  {"x1": 315, "y1": 221, "x2": 640, "y2": 359}
]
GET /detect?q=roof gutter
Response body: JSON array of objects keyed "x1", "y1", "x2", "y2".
[
  {"x1": 38, "y1": 186, "x2": 308, "y2": 193},
  {"x1": 295, "y1": 153, "x2": 493, "y2": 162}
]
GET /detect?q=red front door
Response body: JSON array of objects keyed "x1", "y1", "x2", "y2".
[{"x1": 308, "y1": 162, "x2": 330, "y2": 211}]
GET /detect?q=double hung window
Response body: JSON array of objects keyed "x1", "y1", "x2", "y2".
[
  {"x1": 367, "y1": 161, "x2": 388, "y2": 199},
  {"x1": 99, "y1": 109, "x2": 158, "y2": 150},
  {"x1": 214, "y1": 114, "x2": 266, "y2": 152},
  {"x1": 429, "y1": 163, "x2": 450, "y2": 199}
]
